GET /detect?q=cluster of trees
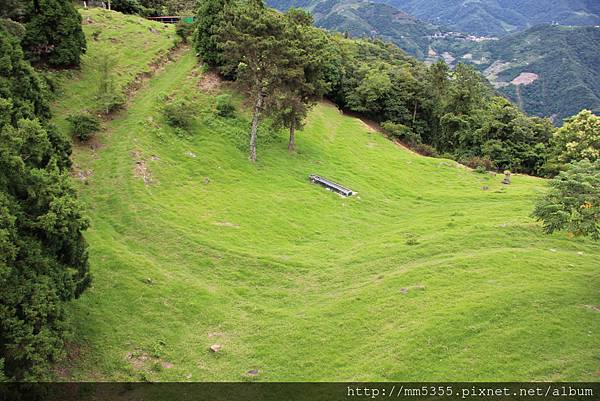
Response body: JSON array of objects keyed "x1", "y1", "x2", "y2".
[
  {"x1": 196, "y1": 0, "x2": 329, "y2": 161},
  {"x1": 108, "y1": 0, "x2": 194, "y2": 16},
  {"x1": 1, "y1": 0, "x2": 86, "y2": 67},
  {"x1": 0, "y1": 1, "x2": 90, "y2": 380}
]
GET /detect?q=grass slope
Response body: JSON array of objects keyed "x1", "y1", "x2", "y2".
[
  {"x1": 54, "y1": 13, "x2": 600, "y2": 382},
  {"x1": 51, "y1": 8, "x2": 176, "y2": 132}
]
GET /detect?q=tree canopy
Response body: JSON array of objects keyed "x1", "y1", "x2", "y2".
[
  {"x1": 20, "y1": 0, "x2": 87, "y2": 67},
  {"x1": 533, "y1": 160, "x2": 600, "y2": 240},
  {"x1": 0, "y1": 25, "x2": 90, "y2": 381}
]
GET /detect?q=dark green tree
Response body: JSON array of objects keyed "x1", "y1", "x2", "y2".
[
  {"x1": 0, "y1": 26, "x2": 90, "y2": 380},
  {"x1": 21, "y1": 0, "x2": 87, "y2": 67},
  {"x1": 194, "y1": 0, "x2": 230, "y2": 67},
  {"x1": 271, "y1": 9, "x2": 329, "y2": 152}
]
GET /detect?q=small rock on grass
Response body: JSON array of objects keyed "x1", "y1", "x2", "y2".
[
  {"x1": 247, "y1": 369, "x2": 259, "y2": 376},
  {"x1": 400, "y1": 288, "x2": 409, "y2": 295},
  {"x1": 209, "y1": 344, "x2": 222, "y2": 353}
]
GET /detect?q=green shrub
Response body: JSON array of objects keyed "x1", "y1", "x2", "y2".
[
  {"x1": 0, "y1": 18, "x2": 25, "y2": 39},
  {"x1": 162, "y1": 98, "x2": 195, "y2": 129},
  {"x1": 463, "y1": 155, "x2": 495, "y2": 171},
  {"x1": 175, "y1": 21, "x2": 195, "y2": 44},
  {"x1": 111, "y1": 0, "x2": 144, "y2": 15},
  {"x1": 381, "y1": 121, "x2": 421, "y2": 146},
  {"x1": 216, "y1": 94, "x2": 235, "y2": 117},
  {"x1": 413, "y1": 143, "x2": 439, "y2": 157},
  {"x1": 66, "y1": 113, "x2": 101, "y2": 141},
  {"x1": 0, "y1": 24, "x2": 90, "y2": 382}
]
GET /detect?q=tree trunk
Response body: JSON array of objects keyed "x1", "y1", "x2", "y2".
[
  {"x1": 288, "y1": 116, "x2": 296, "y2": 152},
  {"x1": 249, "y1": 90, "x2": 263, "y2": 162},
  {"x1": 412, "y1": 100, "x2": 418, "y2": 128}
]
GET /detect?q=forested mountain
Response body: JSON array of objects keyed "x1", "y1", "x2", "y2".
[
  {"x1": 462, "y1": 25, "x2": 600, "y2": 122},
  {"x1": 310, "y1": 0, "x2": 439, "y2": 59},
  {"x1": 369, "y1": 0, "x2": 600, "y2": 35}
]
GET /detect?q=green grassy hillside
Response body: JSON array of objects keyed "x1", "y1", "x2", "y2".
[
  {"x1": 52, "y1": 11, "x2": 600, "y2": 381},
  {"x1": 51, "y1": 8, "x2": 177, "y2": 132}
]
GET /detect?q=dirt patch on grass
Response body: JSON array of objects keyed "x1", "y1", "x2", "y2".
[
  {"x1": 126, "y1": 350, "x2": 152, "y2": 370},
  {"x1": 131, "y1": 150, "x2": 154, "y2": 185},
  {"x1": 511, "y1": 72, "x2": 539, "y2": 86},
  {"x1": 341, "y1": 109, "x2": 381, "y2": 133},
  {"x1": 71, "y1": 165, "x2": 93, "y2": 182},
  {"x1": 88, "y1": 135, "x2": 105, "y2": 152},
  {"x1": 198, "y1": 70, "x2": 222, "y2": 92},
  {"x1": 212, "y1": 221, "x2": 239, "y2": 228},
  {"x1": 584, "y1": 305, "x2": 600, "y2": 313}
]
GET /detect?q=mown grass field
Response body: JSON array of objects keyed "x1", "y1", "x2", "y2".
[{"x1": 52, "y1": 10, "x2": 600, "y2": 381}]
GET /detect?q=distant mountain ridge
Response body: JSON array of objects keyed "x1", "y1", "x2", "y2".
[{"x1": 370, "y1": 0, "x2": 600, "y2": 35}]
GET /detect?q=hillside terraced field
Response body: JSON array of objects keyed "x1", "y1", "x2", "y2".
[{"x1": 53, "y1": 10, "x2": 600, "y2": 382}]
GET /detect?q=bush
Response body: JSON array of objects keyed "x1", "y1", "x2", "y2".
[
  {"x1": 67, "y1": 113, "x2": 101, "y2": 141},
  {"x1": 215, "y1": 94, "x2": 235, "y2": 117},
  {"x1": 0, "y1": 18, "x2": 25, "y2": 39},
  {"x1": 413, "y1": 143, "x2": 439, "y2": 157},
  {"x1": 175, "y1": 21, "x2": 195, "y2": 44},
  {"x1": 532, "y1": 160, "x2": 600, "y2": 239},
  {"x1": 381, "y1": 121, "x2": 421, "y2": 146},
  {"x1": 162, "y1": 98, "x2": 195, "y2": 129},
  {"x1": 462, "y1": 155, "x2": 495, "y2": 171},
  {"x1": 0, "y1": 25, "x2": 90, "y2": 382},
  {"x1": 553, "y1": 109, "x2": 600, "y2": 164},
  {"x1": 110, "y1": 0, "x2": 144, "y2": 15}
]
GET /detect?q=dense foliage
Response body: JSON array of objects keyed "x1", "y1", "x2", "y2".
[
  {"x1": 67, "y1": 112, "x2": 101, "y2": 141},
  {"x1": 194, "y1": 0, "x2": 230, "y2": 67},
  {"x1": 21, "y1": 0, "x2": 87, "y2": 67},
  {"x1": 0, "y1": 26, "x2": 90, "y2": 380},
  {"x1": 110, "y1": 0, "x2": 195, "y2": 16},
  {"x1": 553, "y1": 109, "x2": 600, "y2": 165},
  {"x1": 533, "y1": 160, "x2": 600, "y2": 240}
]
